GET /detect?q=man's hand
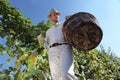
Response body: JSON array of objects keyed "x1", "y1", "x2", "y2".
[
  {"x1": 65, "y1": 15, "x2": 72, "y2": 20},
  {"x1": 37, "y1": 34, "x2": 43, "y2": 41},
  {"x1": 37, "y1": 34, "x2": 44, "y2": 48}
]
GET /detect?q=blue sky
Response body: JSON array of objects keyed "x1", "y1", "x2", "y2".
[{"x1": 0, "y1": 0, "x2": 120, "y2": 70}]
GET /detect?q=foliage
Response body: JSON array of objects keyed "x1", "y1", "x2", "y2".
[
  {"x1": 0, "y1": 0, "x2": 51, "y2": 80},
  {"x1": 0, "y1": 0, "x2": 120, "y2": 80},
  {"x1": 74, "y1": 46, "x2": 120, "y2": 80}
]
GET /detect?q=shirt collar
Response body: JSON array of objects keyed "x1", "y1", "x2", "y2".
[{"x1": 53, "y1": 22, "x2": 61, "y2": 27}]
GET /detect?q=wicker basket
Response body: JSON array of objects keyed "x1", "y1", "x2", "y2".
[{"x1": 62, "y1": 12, "x2": 103, "y2": 51}]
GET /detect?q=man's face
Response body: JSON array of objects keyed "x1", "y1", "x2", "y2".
[{"x1": 49, "y1": 13, "x2": 60, "y2": 23}]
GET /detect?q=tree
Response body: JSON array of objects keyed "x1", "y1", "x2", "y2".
[
  {"x1": 0, "y1": 0, "x2": 51, "y2": 80},
  {"x1": 74, "y1": 46, "x2": 120, "y2": 80},
  {"x1": 0, "y1": 0, "x2": 120, "y2": 80}
]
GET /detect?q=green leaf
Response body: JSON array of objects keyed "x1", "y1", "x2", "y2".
[
  {"x1": 38, "y1": 38, "x2": 44, "y2": 48},
  {"x1": 7, "y1": 58, "x2": 11, "y2": 64}
]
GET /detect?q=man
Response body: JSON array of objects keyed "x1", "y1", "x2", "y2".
[{"x1": 38, "y1": 8, "x2": 77, "y2": 80}]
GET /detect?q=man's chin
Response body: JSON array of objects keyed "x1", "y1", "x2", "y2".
[{"x1": 55, "y1": 20, "x2": 59, "y2": 23}]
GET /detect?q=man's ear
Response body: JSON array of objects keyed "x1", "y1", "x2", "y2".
[{"x1": 49, "y1": 16, "x2": 52, "y2": 20}]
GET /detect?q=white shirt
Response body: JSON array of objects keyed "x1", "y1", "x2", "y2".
[{"x1": 44, "y1": 23, "x2": 68, "y2": 50}]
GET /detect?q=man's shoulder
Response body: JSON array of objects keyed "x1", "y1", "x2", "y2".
[
  {"x1": 46, "y1": 27, "x2": 53, "y2": 34},
  {"x1": 56, "y1": 22, "x2": 63, "y2": 28},
  {"x1": 46, "y1": 22, "x2": 63, "y2": 33},
  {"x1": 58, "y1": 22, "x2": 63, "y2": 26}
]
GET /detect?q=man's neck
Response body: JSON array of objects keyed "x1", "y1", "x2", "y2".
[{"x1": 52, "y1": 21, "x2": 59, "y2": 26}]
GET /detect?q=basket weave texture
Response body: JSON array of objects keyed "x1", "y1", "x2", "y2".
[{"x1": 62, "y1": 12, "x2": 103, "y2": 51}]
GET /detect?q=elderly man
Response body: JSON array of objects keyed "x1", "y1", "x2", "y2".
[{"x1": 38, "y1": 8, "x2": 77, "y2": 80}]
